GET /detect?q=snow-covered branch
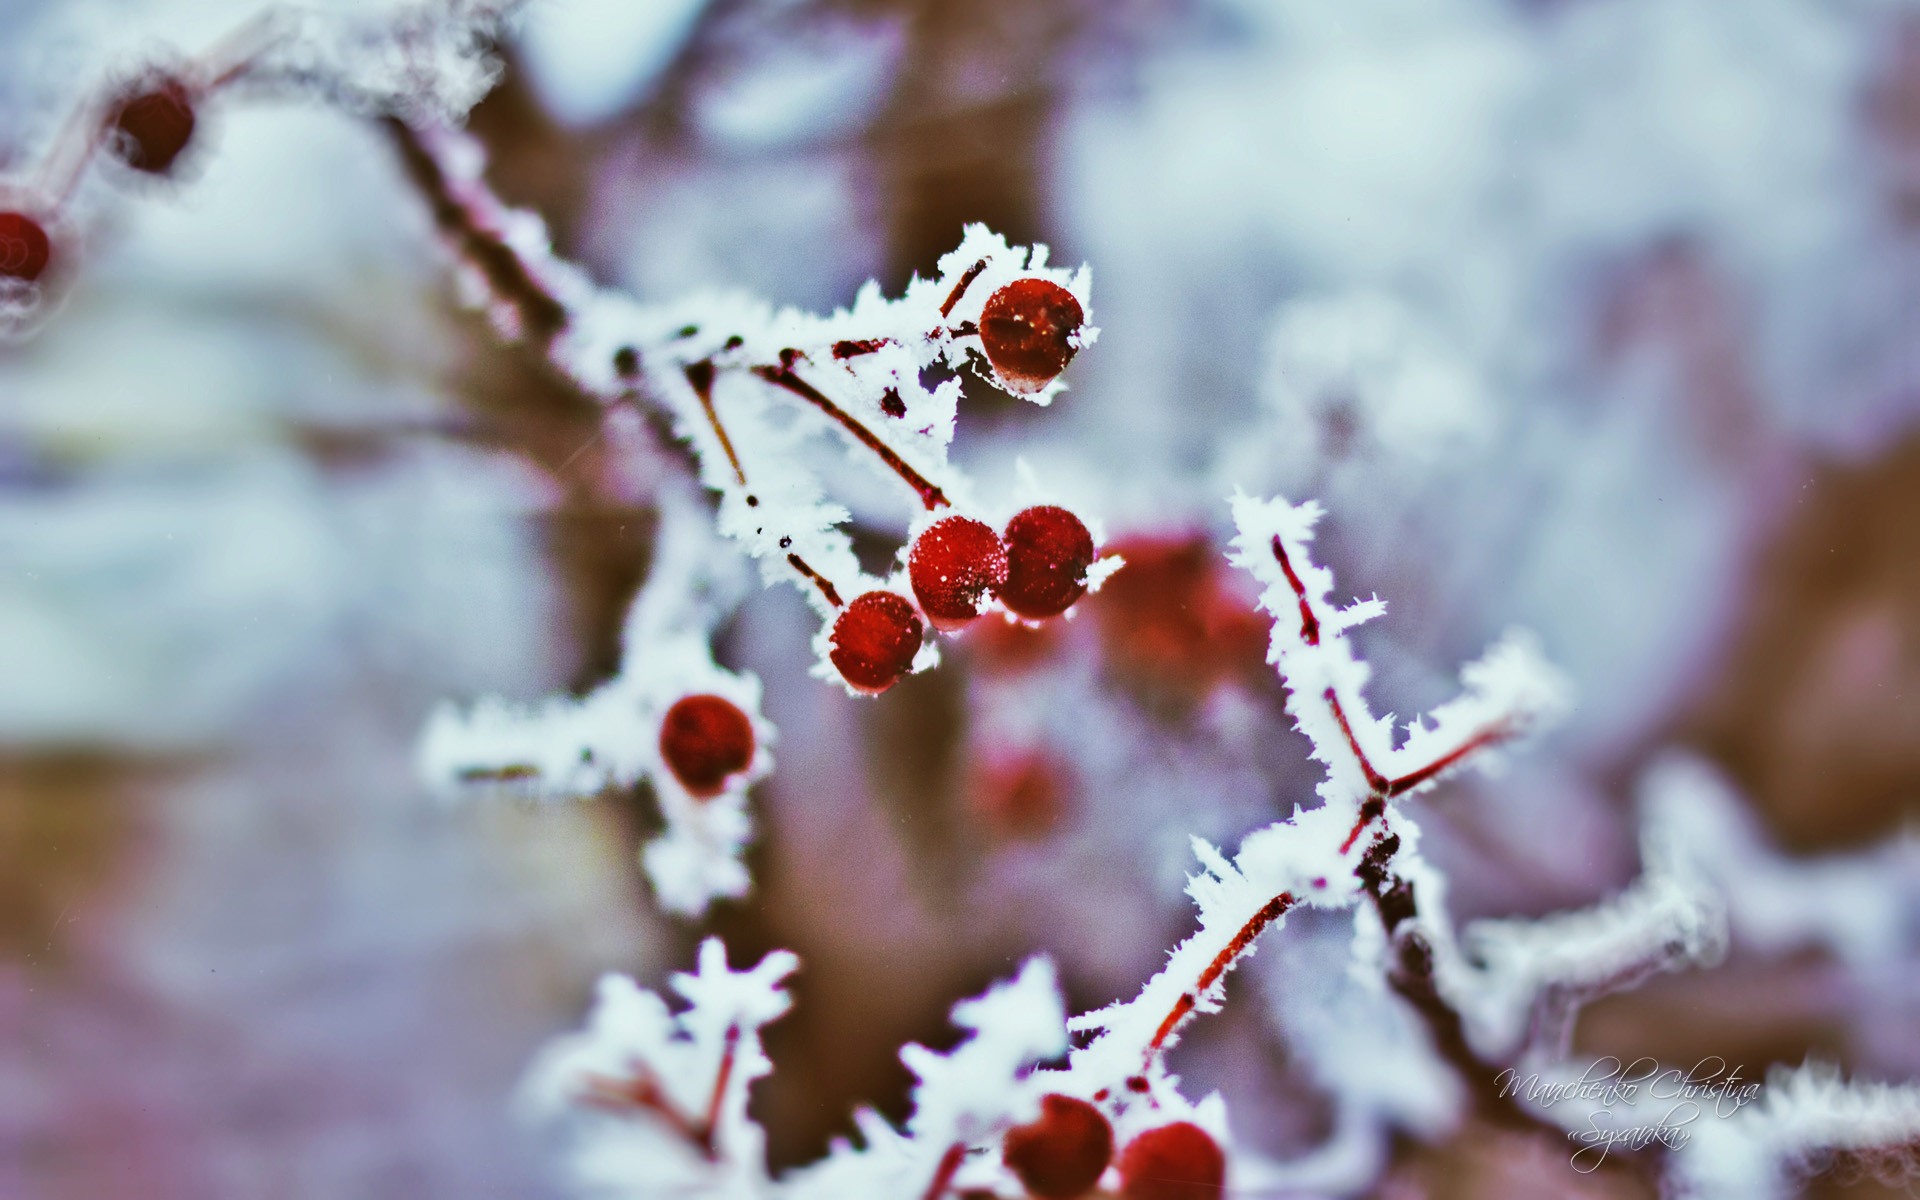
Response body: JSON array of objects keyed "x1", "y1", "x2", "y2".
[
  {"x1": 1669, "y1": 1062, "x2": 1920, "y2": 1200},
  {"x1": 417, "y1": 484, "x2": 770, "y2": 914},
  {"x1": 521, "y1": 938, "x2": 797, "y2": 1200},
  {"x1": 3, "y1": 7, "x2": 1120, "y2": 913},
  {"x1": 383, "y1": 116, "x2": 1106, "y2": 694},
  {"x1": 4, "y1": 4, "x2": 1112, "y2": 694}
]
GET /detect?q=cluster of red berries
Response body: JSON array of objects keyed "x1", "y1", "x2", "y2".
[
  {"x1": 1002, "y1": 1094, "x2": 1225, "y2": 1200},
  {"x1": 658, "y1": 694, "x2": 756, "y2": 799},
  {"x1": 1, "y1": 74, "x2": 198, "y2": 291},
  {"x1": 826, "y1": 506, "x2": 1096, "y2": 694}
]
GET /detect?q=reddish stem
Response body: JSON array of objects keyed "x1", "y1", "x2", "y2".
[
  {"x1": 1334, "y1": 709, "x2": 1516, "y2": 855},
  {"x1": 702, "y1": 1025, "x2": 741, "y2": 1139},
  {"x1": 1383, "y1": 723, "x2": 1513, "y2": 798},
  {"x1": 940, "y1": 259, "x2": 988, "y2": 317},
  {"x1": 1147, "y1": 892, "x2": 1296, "y2": 1056},
  {"x1": 786, "y1": 552, "x2": 845, "y2": 608},
  {"x1": 1326, "y1": 687, "x2": 1392, "y2": 796},
  {"x1": 1267, "y1": 538, "x2": 1519, "y2": 855},
  {"x1": 684, "y1": 360, "x2": 747, "y2": 486},
  {"x1": 1268, "y1": 535, "x2": 1321, "y2": 645},
  {"x1": 921, "y1": 1142, "x2": 968, "y2": 1200},
  {"x1": 752, "y1": 363, "x2": 950, "y2": 510},
  {"x1": 580, "y1": 1023, "x2": 742, "y2": 1162}
]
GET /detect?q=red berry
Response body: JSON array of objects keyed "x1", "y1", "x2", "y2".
[
  {"x1": 979, "y1": 278, "x2": 1085, "y2": 395},
  {"x1": 659, "y1": 694, "x2": 756, "y2": 798},
  {"x1": 828, "y1": 592, "x2": 924, "y2": 693},
  {"x1": 1000, "y1": 506, "x2": 1095, "y2": 619},
  {"x1": 0, "y1": 212, "x2": 51, "y2": 283},
  {"x1": 1003, "y1": 1094, "x2": 1113, "y2": 1198},
  {"x1": 1118, "y1": 1123, "x2": 1225, "y2": 1200},
  {"x1": 909, "y1": 516, "x2": 1009, "y2": 631},
  {"x1": 109, "y1": 78, "x2": 197, "y2": 175}
]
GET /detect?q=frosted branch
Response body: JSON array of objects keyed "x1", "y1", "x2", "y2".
[
  {"x1": 783, "y1": 958, "x2": 1069, "y2": 1200},
  {"x1": 418, "y1": 486, "x2": 770, "y2": 915},
  {"x1": 1668, "y1": 1062, "x2": 1920, "y2": 1200},
  {"x1": 1458, "y1": 800, "x2": 1729, "y2": 1062},
  {"x1": 386, "y1": 119, "x2": 1096, "y2": 668},
  {"x1": 1023, "y1": 492, "x2": 1570, "y2": 1137},
  {"x1": 521, "y1": 938, "x2": 797, "y2": 1200}
]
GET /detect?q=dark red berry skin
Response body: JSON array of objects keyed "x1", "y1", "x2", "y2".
[
  {"x1": 110, "y1": 78, "x2": 196, "y2": 175},
  {"x1": 0, "y1": 212, "x2": 51, "y2": 283},
  {"x1": 909, "y1": 516, "x2": 1009, "y2": 631},
  {"x1": 829, "y1": 592, "x2": 924, "y2": 694},
  {"x1": 1118, "y1": 1122, "x2": 1225, "y2": 1200},
  {"x1": 979, "y1": 278, "x2": 1084, "y2": 395},
  {"x1": 659, "y1": 694, "x2": 756, "y2": 797},
  {"x1": 1003, "y1": 1094, "x2": 1113, "y2": 1198},
  {"x1": 1000, "y1": 506, "x2": 1095, "y2": 619}
]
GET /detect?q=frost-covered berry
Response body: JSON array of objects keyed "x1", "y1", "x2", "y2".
[
  {"x1": 659, "y1": 694, "x2": 755, "y2": 797},
  {"x1": 829, "y1": 592, "x2": 924, "y2": 693},
  {"x1": 1000, "y1": 506, "x2": 1095, "y2": 619},
  {"x1": 0, "y1": 212, "x2": 51, "y2": 282},
  {"x1": 909, "y1": 516, "x2": 1008, "y2": 631},
  {"x1": 108, "y1": 77, "x2": 197, "y2": 175},
  {"x1": 1003, "y1": 1093, "x2": 1112, "y2": 1198},
  {"x1": 1118, "y1": 1122, "x2": 1224, "y2": 1200},
  {"x1": 980, "y1": 278, "x2": 1085, "y2": 394}
]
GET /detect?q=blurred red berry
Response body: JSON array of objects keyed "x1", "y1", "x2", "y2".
[
  {"x1": 1003, "y1": 1094, "x2": 1113, "y2": 1198},
  {"x1": 829, "y1": 592, "x2": 924, "y2": 693},
  {"x1": 109, "y1": 77, "x2": 197, "y2": 175},
  {"x1": 979, "y1": 278, "x2": 1084, "y2": 394},
  {"x1": 1092, "y1": 533, "x2": 1269, "y2": 705},
  {"x1": 659, "y1": 694, "x2": 756, "y2": 797},
  {"x1": 0, "y1": 212, "x2": 51, "y2": 283},
  {"x1": 910, "y1": 516, "x2": 1009, "y2": 631},
  {"x1": 971, "y1": 751, "x2": 1071, "y2": 841},
  {"x1": 1000, "y1": 506, "x2": 1095, "y2": 619},
  {"x1": 1118, "y1": 1122, "x2": 1224, "y2": 1200}
]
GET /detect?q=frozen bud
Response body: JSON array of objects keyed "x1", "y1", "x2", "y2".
[
  {"x1": 980, "y1": 278, "x2": 1084, "y2": 394},
  {"x1": 1003, "y1": 1093, "x2": 1113, "y2": 1198},
  {"x1": 108, "y1": 77, "x2": 197, "y2": 175},
  {"x1": 659, "y1": 694, "x2": 755, "y2": 798},
  {"x1": 910, "y1": 516, "x2": 1009, "y2": 631},
  {"x1": 1000, "y1": 506, "x2": 1095, "y2": 619},
  {"x1": 1118, "y1": 1122, "x2": 1224, "y2": 1200},
  {"x1": 829, "y1": 592, "x2": 924, "y2": 694}
]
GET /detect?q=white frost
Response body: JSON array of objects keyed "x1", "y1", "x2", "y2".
[{"x1": 419, "y1": 487, "x2": 770, "y2": 915}]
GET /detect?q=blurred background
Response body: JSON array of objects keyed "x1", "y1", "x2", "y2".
[{"x1": 2, "y1": 0, "x2": 1917, "y2": 1196}]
